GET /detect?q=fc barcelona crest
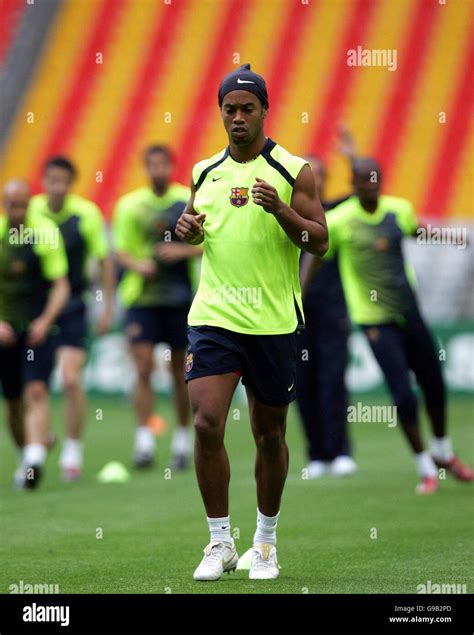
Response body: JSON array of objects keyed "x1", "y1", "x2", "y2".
[{"x1": 230, "y1": 187, "x2": 249, "y2": 207}]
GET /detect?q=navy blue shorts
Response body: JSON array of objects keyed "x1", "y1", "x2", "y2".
[
  {"x1": 360, "y1": 310, "x2": 445, "y2": 425},
  {"x1": 185, "y1": 325, "x2": 298, "y2": 406},
  {"x1": 0, "y1": 332, "x2": 56, "y2": 399},
  {"x1": 125, "y1": 306, "x2": 189, "y2": 350},
  {"x1": 55, "y1": 305, "x2": 88, "y2": 349}
]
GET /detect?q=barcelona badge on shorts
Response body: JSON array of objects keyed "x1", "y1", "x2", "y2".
[
  {"x1": 185, "y1": 352, "x2": 193, "y2": 373},
  {"x1": 230, "y1": 187, "x2": 249, "y2": 207}
]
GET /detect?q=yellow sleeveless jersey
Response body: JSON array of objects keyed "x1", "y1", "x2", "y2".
[{"x1": 188, "y1": 138, "x2": 308, "y2": 334}]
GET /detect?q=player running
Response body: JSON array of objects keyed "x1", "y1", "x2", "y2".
[
  {"x1": 113, "y1": 145, "x2": 200, "y2": 470},
  {"x1": 0, "y1": 180, "x2": 69, "y2": 488},
  {"x1": 175, "y1": 64, "x2": 328, "y2": 580},
  {"x1": 29, "y1": 157, "x2": 115, "y2": 481},
  {"x1": 311, "y1": 158, "x2": 473, "y2": 494}
]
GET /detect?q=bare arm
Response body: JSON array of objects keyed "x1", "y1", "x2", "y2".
[
  {"x1": 156, "y1": 242, "x2": 203, "y2": 263},
  {"x1": 40, "y1": 277, "x2": 70, "y2": 325},
  {"x1": 175, "y1": 182, "x2": 206, "y2": 245},
  {"x1": 300, "y1": 252, "x2": 323, "y2": 297},
  {"x1": 251, "y1": 164, "x2": 328, "y2": 256},
  {"x1": 96, "y1": 256, "x2": 115, "y2": 334},
  {"x1": 0, "y1": 321, "x2": 17, "y2": 345},
  {"x1": 338, "y1": 122, "x2": 357, "y2": 163},
  {"x1": 28, "y1": 277, "x2": 70, "y2": 346},
  {"x1": 115, "y1": 251, "x2": 157, "y2": 278}
]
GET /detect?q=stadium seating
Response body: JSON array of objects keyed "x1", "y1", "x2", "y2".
[{"x1": 0, "y1": 0, "x2": 472, "y2": 221}]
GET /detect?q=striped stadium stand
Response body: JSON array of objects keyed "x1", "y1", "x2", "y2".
[{"x1": 0, "y1": 0, "x2": 472, "y2": 222}]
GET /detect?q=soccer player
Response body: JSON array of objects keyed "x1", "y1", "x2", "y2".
[
  {"x1": 113, "y1": 145, "x2": 199, "y2": 470},
  {"x1": 312, "y1": 158, "x2": 473, "y2": 493},
  {"x1": 29, "y1": 157, "x2": 114, "y2": 481},
  {"x1": 175, "y1": 64, "x2": 328, "y2": 580},
  {"x1": 0, "y1": 180, "x2": 69, "y2": 488},
  {"x1": 297, "y1": 129, "x2": 358, "y2": 478}
]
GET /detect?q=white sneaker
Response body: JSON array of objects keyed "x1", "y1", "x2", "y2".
[
  {"x1": 249, "y1": 544, "x2": 279, "y2": 580},
  {"x1": 330, "y1": 455, "x2": 358, "y2": 476},
  {"x1": 134, "y1": 427, "x2": 155, "y2": 469},
  {"x1": 59, "y1": 440, "x2": 83, "y2": 480},
  {"x1": 307, "y1": 460, "x2": 327, "y2": 479},
  {"x1": 13, "y1": 465, "x2": 26, "y2": 489},
  {"x1": 193, "y1": 541, "x2": 238, "y2": 581},
  {"x1": 61, "y1": 464, "x2": 82, "y2": 481},
  {"x1": 133, "y1": 450, "x2": 155, "y2": 469}
]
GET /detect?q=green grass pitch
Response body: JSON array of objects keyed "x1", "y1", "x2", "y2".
[{"x1": 1, "y1": 393, "x2": 472, "y2": 594}]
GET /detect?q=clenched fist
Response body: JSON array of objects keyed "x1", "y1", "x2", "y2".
[
  {"x1": 175, "y1": 212, "x2": 206, "y2": 244},
  {"x1": 251, "y1": 178, "x2": 284, "y2": 214}
]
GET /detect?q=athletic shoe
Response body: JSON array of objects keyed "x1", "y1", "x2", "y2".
[
  {"x1": 330, "y1": 455, "x2": 358, "y2": 476},
  {"x1": 415, "y1": 476, "x2": 438, "y2": 494},
  {"x1": 306, "y1": 460, "x2": 327, "y2": 479},
  {"x1": 61, "y1": 465, "x2": 82, "y2": 482},
  {"x1": 169, "y1": 453, "x2": 189, "y2": 471},
  {"x1": 13, "y1": 466, "x2": 26, "y2": 490},
  {"x1": 249, "y1": 544, "x2": 279, "y2": 580},
  {"x1": 133, "y1": 451, "x2": 155, "y2": 469},
  {"x1": 193, "y1": 541, "x2": 238, "y2": 581},
  {"x1": 15, "y1": 465, "x2": 42, "y2": 490},
  {"x1": 433, "y1": 456, "x2": 474, "y2": 482}
]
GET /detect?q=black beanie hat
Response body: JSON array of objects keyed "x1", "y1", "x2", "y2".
[{"x1": 218, "y1": 63, "x2": 269, "y2": 108}]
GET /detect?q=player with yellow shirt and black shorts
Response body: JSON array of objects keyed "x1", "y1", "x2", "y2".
[
  {"x1": 30, "y1": 156, "x2": 115, "y2": 481},
  {"x1": 317, "y1": 158, "x2": 473, "y2": 494},
  {"x1": 0, "y1": 180, "x2": 69, "y2": 488},
  {"x1": 113, "y1": 146, "x2": 201, "y2": 470},
  {"x1": 175, "y1": 64, "x2": 328, "y2": 581}
]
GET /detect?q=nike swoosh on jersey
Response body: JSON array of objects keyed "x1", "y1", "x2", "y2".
[
  {"x1": 237, "y1": 78, "x2": 255, "y2": 84},
  {"x1": 212, "y1": 176, "x2": 222, "y2": 181}
]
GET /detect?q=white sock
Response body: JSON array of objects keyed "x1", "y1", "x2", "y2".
[
  {"x1": 431, "y1": 436, "x2": 454, "y2": 463},
  {"x1": 415, "y1": 451, "x2": 437, "y2": 478},
  {"x1": 135, "y1": 426, "x2": 155, "y2": 453},
  {"x1": 22, "y1": 444, "x2": 47, "y2": 467},
  {"x1": 171, "y1": 427, "x2": 190, "y2": 456},
  {"x1": 207, "y1": 516, "x2": 233, "y2": 546},
  {"x1": 253, "y1": 508, "x2": 280, "y2": 546},
  {"x1": 60, "y1": 438, "x2": 83, "y2": 468}
]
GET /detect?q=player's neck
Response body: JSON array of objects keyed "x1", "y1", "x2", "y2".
[
  {"x1": 360, "y1": 198, "x2": 378, "y2": 214},
  {"x1": 151, "y1": 182, "x2": 169, "y2": 197},
  {"x1": 229, "y1": 134, "x2": 267, "y2": 163},
  {"x1": 47, "y1": 196, "x2": 65, "y2": 213}
]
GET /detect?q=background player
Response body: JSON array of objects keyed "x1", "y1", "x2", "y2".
[
  {"x1": 176, "y1": 64, "x2": 328, "y2": 580},
  {"x1": 113, "y1": 145, "x2": 200, "y2": 470},
  {"x1": 30, "y1": 157, "x2": 115, "y2": 481},
  {"x1": 0, "y1": 180, "x2": 69, "y2": 488},
  {"x1": 297, "y1": 126, "x2": 357, "y2": 478},
  {"x1": 312, "y1": 158, "x2": 473, "y2": 493}
]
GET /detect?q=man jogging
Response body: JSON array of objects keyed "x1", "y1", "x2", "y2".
[
  {"x1": 175, "y1": 64, "x2": 328, "y2": 580},
  {"x1": 317, "y1": 158, "x2": 473, "y2": 494}
]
